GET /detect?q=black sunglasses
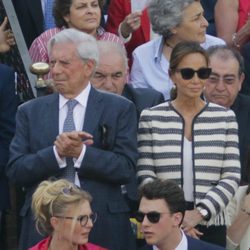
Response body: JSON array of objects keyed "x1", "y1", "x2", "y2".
[
  {"x1": 134, "y1": 211, "x2": 169, "y2": 224},
  {"x1": 54, "y1": 212, "x2": 97, "y2": 227},
  {"x1": 176, "y1": 67, "x2": 211, "y2": 80}
]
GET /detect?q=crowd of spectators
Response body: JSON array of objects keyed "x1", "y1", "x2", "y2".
[{"x1": 0, "y1": 0, "x2": 250, "y2": 249}]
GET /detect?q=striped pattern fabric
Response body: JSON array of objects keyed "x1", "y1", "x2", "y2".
[{"x1": 137, "y1": 101, "x2": 241, "y2": 226}]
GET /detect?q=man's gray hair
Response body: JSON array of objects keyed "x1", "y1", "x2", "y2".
[
  {"x1": 47, "y1": 28, "x2": 99, "y2": 65},
  {"x1": 97, "y1": 41, "x2": 128, "y2": 70},
  {"x1": 149, "y1": 0, "x2": 198, "y2": 39}
]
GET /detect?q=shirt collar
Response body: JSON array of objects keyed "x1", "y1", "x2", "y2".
[
  {"x1": 59, "y1": 82, "x2": 91, "y2": 109},
  {"x1": 154, "y1": 36, "x2": 165, "y2": 63}
]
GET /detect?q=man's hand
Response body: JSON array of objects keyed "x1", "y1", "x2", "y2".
[
  {"x1": 120, "y1": 11, "x2": 142, "y2": 38},
  {"x1": 0, "y1": 17, "x2": 15, "y2": 53},
  {"x1": 184, "y1": 227, "x2": 203, "y2": 239},
  {"x1": 182, "y1": 209, "x2": 203, "y2": 232},
  {"x1": 54, "y1": 131, "x2": 93, "y2": 158}
]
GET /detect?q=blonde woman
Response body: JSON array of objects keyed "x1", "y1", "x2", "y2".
[{"x1": 29, "y1": 179, "x2": 107, "y2": 250}]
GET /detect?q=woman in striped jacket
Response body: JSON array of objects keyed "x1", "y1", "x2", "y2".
[{"x1": 137, "y1": 41, "x2": 241, "y2": 247}]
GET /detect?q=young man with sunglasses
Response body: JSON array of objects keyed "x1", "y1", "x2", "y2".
[{"x1": 136, "y1": 179, "x2": 226, "y2": 250}]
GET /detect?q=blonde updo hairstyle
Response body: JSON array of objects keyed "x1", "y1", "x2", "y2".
[{"x1": 32, "y1": 179, "x2": 92, "y2": 235}]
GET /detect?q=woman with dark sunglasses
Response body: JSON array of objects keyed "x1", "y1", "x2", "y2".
[
  {"x1": 129, "y1": 0, "x2": 225, "y2": 100},
  {"x1": 29, "y1": 179, "x2": 107, "y2": 250},
  {"x1": 137, "y1": 41, "x2": 241, "y2": 247}
]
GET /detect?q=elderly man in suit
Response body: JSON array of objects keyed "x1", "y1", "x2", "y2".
[
  {"x1": 136, "y1": 179, "x2": 226, "y2": 250},
  {"x1": 203, "y1": 45, "x2": 250, "y2": 184},
  {"x1": 91, "y1": 40, "x2": 164, "y2": 122},
  {"x1": 6, "y1": 28, "x2": 138, "y2": 250}
]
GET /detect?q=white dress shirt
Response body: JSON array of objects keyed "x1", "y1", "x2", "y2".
[
  {"x1": 53, "y1": 83, "x2": 91, "y2": 186},
  {"x1": 152, "y1": 230, "x2": 188, "y2": 250}
]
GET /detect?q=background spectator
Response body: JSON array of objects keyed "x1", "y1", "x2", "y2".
[
  {"x1": 204, "y1": 45, "x2": 250, "y2": 184},
  {"x1": 130, "y1": 0, "x2": 224, "y2": 100}
]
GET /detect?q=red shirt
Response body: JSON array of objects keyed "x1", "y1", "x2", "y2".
[{"x1": 29, "y1": 237, "x2": 108, "y2": 250}]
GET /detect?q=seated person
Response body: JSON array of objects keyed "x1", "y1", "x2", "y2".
[
  {"x1": 130, "y1": 0, "x2": 224, "y2": 100},
  {"x1": 135, "y1": 179, "x2": 226, "y2": 250},
  {"x1": 91, "y1": 41, "x2": 164, "y2": 121},
  {"x1": 203, "y1": 45, "x2": 250, "y2": 184},
  {"x1": 29, "y1": 179, "x2": 107, "y2": 250}
]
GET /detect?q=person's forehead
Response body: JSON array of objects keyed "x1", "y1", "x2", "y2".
[
  {"x1": 140, "y1": 197, "x2": 168, "y2": 211},
  {"x1": 210, "y1": 55, "x2": 239, "y2": 74}
]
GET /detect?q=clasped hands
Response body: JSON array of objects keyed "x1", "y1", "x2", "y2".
[{"x1": 54, "y1": 131, "x2": 93, "y2": 158}]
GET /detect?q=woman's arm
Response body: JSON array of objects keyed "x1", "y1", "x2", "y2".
[{"x1": 215, "y1": 0, "x2": 239, "y2": 46}]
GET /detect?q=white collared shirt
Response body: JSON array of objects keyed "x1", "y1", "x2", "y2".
[
  {"x1": 130, "y1": 35, "x2": 225, "y2": 100},
  {"x1": 53, "y1": 83, "x2": 91, "y2": 186},
  {"x1": 153, "y1": 230, "x2": 188, "y2": 250}
]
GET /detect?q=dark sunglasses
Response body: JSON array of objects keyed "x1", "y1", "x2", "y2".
[
  {"x1": 134, "y1": 211, "x2": 169, "y2": 224},
  {"x1": 176, "y1": 67, "x2": 211, "y2": 80},
  {"x1": 54, "y1": 212, "x2": 97, "y2": 227}
]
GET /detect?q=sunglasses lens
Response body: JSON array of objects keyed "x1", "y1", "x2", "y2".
[
  {"x1": 180, "y1": 68, "x2": 195, "y2": 80},
  {"x1": 197, "y1": 68, "x2": 211, "y2": 79},
  {"x1": 147, "y1": 212, "x2": 161, "y2": 223},
  {"x1": 135, "y1": 212, "x2": 161, "y2": 223},
  {"x1": 135, "y1": 212, "x2": 145, "y2": 223}
]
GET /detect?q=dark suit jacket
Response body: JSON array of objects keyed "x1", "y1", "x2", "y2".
[
  {"x1": 122, "y1": 84, "x2": 164, "y2": 122},
  {"x1": 0, "y1": 64, "x2": 19, "y2": 210},
  {"x1": 6, "y1": 87, "x2": 138, "y2": 250},
  {"x1": 106, "y1": 0, "x2": 150, "y2": 68},
  {"x1": 12, "y1": 0, "x2": 44, "y2": 48},
  {"x1": 139, "y1": 235, "x2": 226, "y2": 250},
  {"x1": 231, "y1": 94, "x2": 250, "y2": 183}
]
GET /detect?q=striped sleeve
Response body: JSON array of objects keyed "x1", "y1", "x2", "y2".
[{"x1": 197, "y1": 108, "x2": 241, "y2": 218}]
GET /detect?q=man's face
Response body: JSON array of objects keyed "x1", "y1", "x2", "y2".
[
  {"x1": 50, "y1": 42, "x2": 94, "y2": 99},
  {"x1": 138, "y1": 197, "x2": 182, "y2": 249},
  {"x1": 204, "y1": 55, "x2": 244, "y2": 108},
  {"x1": 91, "y1": 52, "x2": 127, "y2": 95}
]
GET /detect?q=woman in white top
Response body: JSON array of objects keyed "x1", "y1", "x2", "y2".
[{"x1": 130, "y1": 0, "x2": 225, "y2": 100}]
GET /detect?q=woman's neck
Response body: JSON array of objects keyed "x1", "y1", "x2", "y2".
[
  {"x1": 172, "y1": 96, "x2": 205, "y2": 115},
  {"x1": 49, "y1": 236, "x2": 78, "y2": 250}
]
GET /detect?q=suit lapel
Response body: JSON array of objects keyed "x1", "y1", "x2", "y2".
[
  {"x1": 44, "y1": 94, "x2": 59, "y2": 140},
  {"x1": 83, "y1": 87, "x2": 103, "y2": 134}
]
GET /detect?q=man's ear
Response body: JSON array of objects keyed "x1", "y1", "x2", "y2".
[
  {"x1": 173, "y1": 212, "x2": 183, "y2": 227},
  {"x1": 84, "y1": 59, "x2": 96, "y2": 77},
  {"x1": 238, "y1": 72, "x2": 245, "y2": 92}
]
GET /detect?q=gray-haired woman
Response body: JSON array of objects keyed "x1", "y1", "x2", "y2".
[{"x1": 130, "y1": 0, "x2": 225, "y2": 100}]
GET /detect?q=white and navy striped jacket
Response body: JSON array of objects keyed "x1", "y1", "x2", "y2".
[{"x1": 137, "y1": 101, "x2": 241, "y2": 226}]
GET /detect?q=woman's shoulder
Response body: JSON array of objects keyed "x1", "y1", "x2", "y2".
[
  {"x1": 133, "y1": 36, "x2": 162, "y2": 56},
  {"x1": 205, "y1": 102, "x2": 236, "y2": 117},
  {"x1": 98, "y1": 29, "x2": 124, "y2": 45},
  {"x1": 202, "y1": 34, "x2": 226, "y2": 49}
]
